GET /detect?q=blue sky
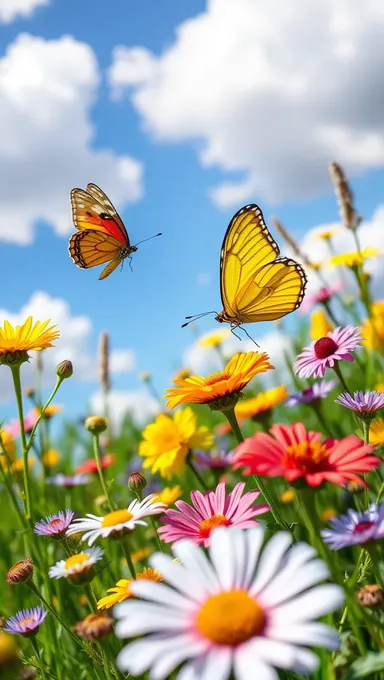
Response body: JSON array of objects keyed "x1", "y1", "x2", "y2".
[{"x1": 0, "y1": 0, "x2": 383, "y2": 426}]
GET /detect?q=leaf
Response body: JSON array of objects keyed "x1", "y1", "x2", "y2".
[{"x1": 344, "y1": 652, "x2": 384, "y2": 679}]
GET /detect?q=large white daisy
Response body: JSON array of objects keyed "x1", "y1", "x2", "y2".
[
  {"x1": 66, "y1": 495, "x2": 166, "y2": 546},
  {"x1": 115, "y1": 526, "x2": 344, "y2": 680}
]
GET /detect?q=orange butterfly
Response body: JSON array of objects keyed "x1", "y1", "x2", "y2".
[{"x1": 69, "y1": 183, "x2": 160, "y2": 280}]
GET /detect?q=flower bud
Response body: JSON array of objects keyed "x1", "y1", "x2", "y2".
[
  {"x1": 74, "y1": 612, "x2": 114, "y2": 640},
  {"x1": 25, "y1": 388, "x2": 35, "y2": 399},
  {"x1": 56, "y1": 360, "x2": 73, "y2": 379},
  {"x1": 85, "y1": 416, "x2": 108, "y2": 435},
  {"x1": 128, "y1": 472, "x2": 147, "y2": 493},
  {"x1": 356, "y1": 584, "x2": 384, "y2": 608},
  {"x1": 6, "y1": 558, "x2": 33, "y2": 584},
  {"x1": 140, "y1": 371, "x2": 151, "y2": 382}
]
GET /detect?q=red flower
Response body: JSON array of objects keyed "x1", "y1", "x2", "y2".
[
  {"x1": 233, "y1": 422, "x2": 379, "y2": 487},
  {"x1": 76, "y1": 453, "x2": 116, "y2": 475}
]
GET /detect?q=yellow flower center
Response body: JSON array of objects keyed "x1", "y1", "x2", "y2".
[
  {"x1": 20, "y1": 617, "x2": 35, "y2": 626},
  {"x1": 65, "y1": 553, "x2": 90, "y2": 570},
  {"x1": 199, "y1": 514, "x2": 230, "y2": 539},
  {"x1": 284, "y1": 440, "x2": 329, "y2": 472},
  {"x1": 101, "y1": 509, "x2": 133, "y2": 528},
  {"x1": 196, "y1": 590, "x2": 265, "y2": 645}
]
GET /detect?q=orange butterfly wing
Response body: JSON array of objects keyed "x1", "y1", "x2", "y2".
[
  {"x1": 69, "y1": 230, "x2": 124, "y2": 280},
  {"x1": 70, "y1": 183, "x2": 130, "y2": 247}
]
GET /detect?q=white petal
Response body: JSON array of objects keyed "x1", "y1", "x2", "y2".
[
  {"x1": 172, "y1": 539, "x2": 220, "y2": 594},
  {"x1": 129, "y1": 580, "x2": 196, "y2": 612},
  {"x1": 248, "y1": 638, "x2": 319, "y2": 673},
  {"x1": 240, "y1": 527, "x2": 265, "y2": 588},
  {"x1": 251, "y1": 532, "x2": 292, "y2": 594},
  {"x1": 271, "y1": 584, "x2": 344, "y2": 623},
  {"x1": 151, "y1": 636, "x2": 208, "y2": 680},
  {"x1": 259, "y1": 559, "x2": 329, "y2": 607},
  {"x1": 115, "y1": 602, "x2": 191, "y2": 637},
  {"x1": 209, "y1": 527, "x2": 242, "y2": 591},
  {"x1": 268, "y1": 622, "x2": 341, "y2": 650},
  {"x1": 199, "y1": 647, "x2": 233, "y2": 680},
  {"x1": 150, "y1": 553, "x2": 210, "y2": 602},
  {"x1": 234, "y1": 644, "x2": 279, "y2": 680}
]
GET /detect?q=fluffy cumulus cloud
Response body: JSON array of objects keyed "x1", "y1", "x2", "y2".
[
  {"x1": 90, "y1": 389, "x2": 159, "y2": 428},
  {"x1": 109, "y1": 0, "x2": 384, "y2": 206},
  {"x1": 0, "y1": 291, "x2": 136, "y2": 404},
  {"x1": 0, "y1": 0, "x2": 49, "y2": 23},
  {"x1": 0, "y1": 33, "x2": 143, "y2": 244}
]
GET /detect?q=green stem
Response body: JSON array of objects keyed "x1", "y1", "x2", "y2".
[
  {"x1": 362, "y1": 420, "x2": 371, "y2": 507},
  {"x1": 10, "y1": 364, "x2": 31, "y2": 519},
  {"x1": 119, "y1": 540, "x2": 136, "y2": 580},
  {"x1": 223, "y1": 408, "x2": 294, "y2": 535},
  {"x1": 0, "y1": 452, "x2": 28, "y2": 529},
  {"x1": 321, "y1": 300, "x2": 340, "y2": 328},
  {"x1": 310, "y1": 400, "x2": 334, "y2": 437},
  {"x1": 30, "y1": 637, "x2": 48, "y2": 680},
  {"x1": 26, "y1": 376, "x2": 63, "y2": 455},
  {"x1": 187, "y1": 457, "x2": 209, "y2": 491},
  {"x1": 92, "y1": 434, "x2": 115, "y2": 511},
  {"x1": 150, "y1": 516, "x2": 165, "y2": 552},
  {"x1": 26, "y1": 581, "x2": 85, "y2": 650},
  {"x1": 332, "y1": 362, "x2": 352, "y2": 395}
]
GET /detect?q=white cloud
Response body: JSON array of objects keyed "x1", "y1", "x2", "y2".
[
  {"x1": 90, "y1": 389, "x2": 159, "y2": 427},
  {"x1": 0, "y1": 0, "x2": 48, "y2": 23},
  {"x1": 0, "y1": 291, "x2": 136, "y2": 403},
  {"x1": 109, "y1": 0, "x2": 384, "y2": 206},
  {"x1": 0, "y1": 33, "x2": 143, "y2": 244}
]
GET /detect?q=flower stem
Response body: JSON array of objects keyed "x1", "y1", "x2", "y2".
[
  {"x1": 26, "y1": 581, "x2": 85, "y2": 650},
  {"x1": 92, "y1": 433, "x2": 115, "y2": 512},
  {"x1": 187, "y1": 457, "x2": 209, "y2": 491},
  {"x1": 310, "y1": 400, "x2": 334, "y2": 437},
  {"x1": 150, "y1": 517, "x2": 165, "y2": 552},
  {"x1": 119, "y1": 540, "x2": 136, "y2": 580},
  {"x1": 224, "y1": 408, "x2": 294, "y2": 535},
  {"x1": 332, "y1": 362, "x2": 352, "y2": 395},
  {"x1": 26, "y1": 376, "x2": 64, "y2": 455},
  {"x1": 10, "y1": 364, "x2": 31, "y2": 519},
  {"x1": 362, "y1": 420, "x2": 371, "y2": 507},
  {"x1": 30, "y1": 637, "x2": 48, "y2": 680}
]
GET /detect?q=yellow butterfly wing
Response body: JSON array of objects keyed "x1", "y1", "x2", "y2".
[
  {"x1": 219, "y1": 204, "x2": 307, "y2": 324},
  {"x1": 69, "y1": 230, "x2": 124, "y2": 280}
]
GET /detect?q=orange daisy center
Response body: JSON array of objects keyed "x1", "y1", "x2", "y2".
[
  {"x1": 196, "y1": 590, "x2": 265, "y2": 645},
  {"x1": 283, "y1": 440, "x2": 329, "y2": 472},
  {"x1": 199, "y1": 514, "x2": 231, "y2": 539},
  {"x1": 65, "y1": 553, "x2": 90, "y2": 570},
  {"x1": 102, "y1": 509, "x2": 133, "y2": 528}
]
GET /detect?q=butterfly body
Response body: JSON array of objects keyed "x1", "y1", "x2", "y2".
[{"x1": 69, "y1": 183, "x2": 137, "y2": 280}]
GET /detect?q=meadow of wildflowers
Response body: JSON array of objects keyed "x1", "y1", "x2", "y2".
[{"x1": 1, "y1": 164, "x2": 384, "y2": 680}]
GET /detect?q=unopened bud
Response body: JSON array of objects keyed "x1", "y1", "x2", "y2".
[
  {"x1": 56, "y1": 360, "x2": 73, "y2": 379},
  {"x1": 6, "y1": 558, "x2": 33, "y2": 584},
  {"x1": 85, "y1": 416, "x2": 108, "y2": 435},
  {"x1": 25, "y1": 388, "x2": 35, "y2": 399},
  {"x1": 356, "y1": 584, "x2": 384, "y2": 608},
  {"x1": 128, "y1": 472, "x2": 147, "y2": 492}
]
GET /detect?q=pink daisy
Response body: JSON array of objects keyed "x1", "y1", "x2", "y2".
[
  {"x1": 158, "y1": 482, "x2": 270, "y2": 547},
  {"x1": 294, "y1": 326, "x2": 361, "y2": 379},
  {"x1": 34, "y1": 510, "x2": 74, "y2": 538},
  {"x1": 301, "y1": 283, "x2": 342, "y2": 313},
  {"x1": 6, "y1": 411, "x2": 38, "y2": 436}
]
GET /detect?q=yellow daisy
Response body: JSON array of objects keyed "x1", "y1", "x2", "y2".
[
  {"x1": 316, "y1": 227, "x2": 339, "y2": 240},
  {"x1": 235, "y1": 385, "x2": 288, "y2": 420},
  {"x1": 367, "y1": 418, "x2": 384, "y2": 446},
  {"x1": 130, "y1": 547, "x2": 151, "y2": 564},
  {"x1": 0, "y1": 317, "x2": 59, "y2": 366},
  {"x1": 165, "y1": 352, "x2": 274, "y2": 410},
  {"x1": 329, "y1": 247, "x2": 380, "y2": 268},
  {"x1": 153, "y1": 485, "x2": 184, "y2": 506},
  {"x1": 197, "y1": 329, "x2": 231, "y2": 348},
  {"x1": 174, "y1": 368, "x2": 191, "y2": 381},
  {"x1": 12, "y1": 457, "x2": 35, "y2": 473},
  {"x1": 139, "y1": 407, "x2": 213, "y2": 480},
  {"x1": 362, "y1": 301, "x2": 384, "y2": 351},
  {"x1": 0, "y1": 429, "x2": 16, "y2": 466},
  {"x1": 42, "y1": 449, "x2": 60, "y2": 467},
  {"x1": 34, "y1": 404, "x2": 62, "y2": 419},
  {"x1": 280, "y1": 489, "x2": 296, "y2": 503},
  {"x1": 97, "y1": 568, "x2": 162, "y2": 610},
  {"x1": 310, "y1": 308, "x2": 333, "y2": 341}
]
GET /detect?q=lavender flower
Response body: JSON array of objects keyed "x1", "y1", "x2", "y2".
[
  {"x1": 194, "y1": 449, "x2": 234, "y2": 469},
  {"x1": 321, "y1": 503, "x2": 384, "y2": 550},
  {"x1": 34, "y1": 510, "x2": 74, "y2": 538},
  {"x1": 286, "y1": 380, "x2": 336, "y2": 407},
  {"x1": 335, "y1": 391, "x2": 384, "y2": 419},
  {"x1": 46, "y1": 473, "x2": 90, "y2": 487},
  {"x1": 4, "y1": 607, "x2": 47, "y2": 636}
]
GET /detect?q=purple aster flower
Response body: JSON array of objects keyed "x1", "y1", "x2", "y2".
[
  {"x1": 45, "y1": 473, "x2": 90, "y2": 487},
  {"x1": 194, "y1": 449, "x2": 234, "y2": 469},
  {"x1": 321, "y1": 503, "x2": 384, "y2": 550},
  {"x1": 335, "y1": 391, "x2": 384, "y2": 419},
  {"x1": 4, "y1": 606, "x2": 47, "y2": 636},
  {"x1": 286, "y1": 380, "x2": 336, "y2": 407},
  {"x1": 294, "y1": 326, "x2": 361, "y2": 379},
  {"x1": 34, "y1": 510, "x2": 74, "y2": 538}
]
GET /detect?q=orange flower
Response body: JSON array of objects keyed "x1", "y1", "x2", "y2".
[
  {"x1": 235, "y1": 386, "x2": 288, "y2": 420},
  {"x1": 165, "y1": 352, "x2": 274, "y2": 410}
]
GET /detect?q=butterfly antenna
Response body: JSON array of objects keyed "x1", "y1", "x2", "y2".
[
  {"x1": 134, "y1": 233, "x2": 162, "y2": 247},
  {"x1": 182, "y1": 311, "x2": 217, "y2": 328}
]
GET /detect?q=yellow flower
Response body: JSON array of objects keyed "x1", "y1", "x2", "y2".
[
  {"x1": 0, "y1": 317, "x2": 59, "y2": 366},
  {"x1": 316, "y1": 227, "x2": 339, "y2": 240},
  {"x1": 329, "y1": 247, "x2": 380, "y2": 268},
  {"x1": 235, "y1": 385, "x2": 288, "y2": 420},
  {"x1": 362, "y1": 301, "x2": 384, "y2": 351},
  {"x1": 368, "y1": 418, "x2": 384, "y2": 445},
  {"x1": 310, "y1": 309, "x2": 333, "y2": 341},
  {"x1": 280, "y1": 489, "x2": 296, "y2": 503},
  {"x1": 165, "y1": 352, "x2": 274, "y2": 410},
  {"x1": 153, "y1": 485, "x2": 184, "y2": 506},
  {"x1": 375, "y1": 383, "x2": 384, "y2": 393},
  {"x1": 0, "y1": 630, "x2": 18, "y2": 668},
  {"x1": 321, "y1": 509, "x2": 337, "y2": 521},
  {"x1": 174, "y1": 368, "x2": 191, "y2": 381},
  {"x1": 0, "y1": 429, "x2": 16, "y2": 467},
  {"x1": 12, "y1": 456, "x2": 35, "y2": 473},
  {"x1": 97, "y1": 568, "x2": 162, "y2": 610},
  {"x1": 34, "y1": 404, "x2": 62, "y2": 419},
  {"x1": 198, "y1": 329, "x2": 231, "y2": 348},
  {"x1": 139, "y1": 407, "x2": 213, "y2": 480},
  {"x1": 130, "y1": 547, "x2": 151, "y2": 564},
  {"x1": 42, "y1": 448, "x2": 60, "y2": 467}
]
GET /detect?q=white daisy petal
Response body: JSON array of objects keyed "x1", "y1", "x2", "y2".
[
  {"x1": 234, "y1": 644, "x2": 279, "y2": 680},
  {"x1": 115, "y1": 602, "x2": 191, "y2": 636},
  {"x1": 129, "y1": 580, "x2": 196, "y2": 611},
  {"x1": 272, "y1": 584, "x2": 344, "y2": 623},
  {"x1": 151, "y1": 635, "x2": 208, "y2": 680},
  {"x1": 149, "y1": 553, "x2": 210, "y2": 601},
  {"x1": 209, "y1": 527, "x2": 242, "y2": 590},
  {"x1": 259, "y1": 559, "x2": 329, "y2": 606},
  {"x1": 198, "y1": 647, "x2": 233, "y2": 680},
  {"x1": 249, "y1": 638, "x2": 319, "y2": 673},
  {"x1": 173, "y1": 539, "x2": 220, "y2": 593},
  {"x1": 251, "y1": 531, "x2": 292, "y2": 593},
  {"x1": 269, "y1": 622, "x2": 341, "y2": 649}
]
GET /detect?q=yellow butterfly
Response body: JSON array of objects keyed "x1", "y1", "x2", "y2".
[
  {"x1": 184, "y1": 204, "x2": 307, "y2": 331},
  {"x1": 69, "y1": 184, "x2": 161, "y2": 280}
]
